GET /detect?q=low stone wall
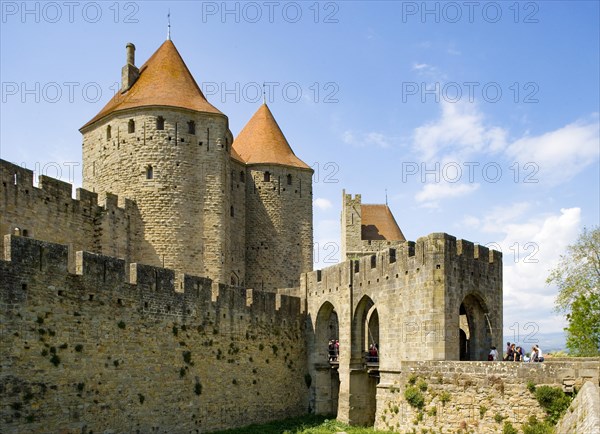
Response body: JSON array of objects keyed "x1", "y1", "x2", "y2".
[
  {"x1": 375, "y1": 360, "x2": 600, "y2": 433},
  {"x1": 556, "y1": 381, "x2": 600, "y2": 434}
]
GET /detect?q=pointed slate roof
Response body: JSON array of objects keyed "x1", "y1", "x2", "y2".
[
  {"x1": 361, "y1": 204, "x2": 406, "y2": 241},
  {"x1": 81, "y1": 40, "x2": 222, "y2": 130},
  {"x1": 232, "y1": 104, "x2": 311, "y2": 170}
]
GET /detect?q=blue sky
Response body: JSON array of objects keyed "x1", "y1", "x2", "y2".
[{"x1": 1, "y1": 1, "x2": 599, "y2": 349}]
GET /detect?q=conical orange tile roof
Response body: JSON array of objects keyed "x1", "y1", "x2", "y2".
[
  {"x1": 361, "y1": 204, "x2": 406, "y2": 241},
  {"x1": 230, "y1": 146, "x2": 244, "y2": 164},
  {"x1": 232, "y1": 104, "x2": 311, "y2": 170},
  {"x1": 81, "y1": 40, "x2": 222, "y2": 130}
]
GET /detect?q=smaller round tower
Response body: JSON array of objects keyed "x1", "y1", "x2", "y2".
[{"x1": 233, "y1": 104, "x2": 313, "y2": 290}]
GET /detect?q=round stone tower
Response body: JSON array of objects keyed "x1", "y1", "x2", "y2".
[
  {"x1": 80, "y1": 40, "x2": 234, "y2": 283},
  {"x1": 233, "y1": 103, "x2": 313, "y2": 290}
]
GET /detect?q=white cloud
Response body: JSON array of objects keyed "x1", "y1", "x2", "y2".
[
  {"x1": 460, "y1": 215, "x2": 480, "y2": 229},
  {"x1": 411, "y1": 104, "x2": 598, "y2": 186},
  {"x1": 412, "y1": 63, "x2": 429, "y2": 70},
  {"x1": 412, "y1": 101, "x2": 508, "y2": 161},
  {"x1": 478, "y1": 206, "x2": 583, "y2": 336},
  {"x1": 365, "y1": 132, "x2": 391, "y2": 148},
  {"x1": 314, "y1": 198, "x2": 333, "y2": 210},
  {"x1": 411, "y1": 62, "x2": 446, "y2": 81},
  {"x1": 342, "y1": 130, "x2": 355, "y2": 145},
  {"x1": 470, "y1": 202, "x2": 533, "y2": 234},
  {"x1": 505, "y1": 119, "x2": 599, "y2": 184},
  {"x1": 342, "y1": 130, "x2": 392, "y2": 148},
  {"x1": 415, "y1": 182, "x2": 479, "y2": 206}
]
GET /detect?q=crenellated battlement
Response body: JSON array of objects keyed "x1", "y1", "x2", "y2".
[
  {"x1": 304, "y1": 233, "x2": 502, "y2": 294},
  {"x1": 1, "y1": 159, "x2": 135, "y2": 213},
  {"x1": 1, "y1": 159, "x2": 140, "y2": 264},
  {"x1": 344, "y1": 192, "x2": 361, "y2": 203},
  {"x1": 1, "y1": 234, "x2": 303, "y2": 322}
]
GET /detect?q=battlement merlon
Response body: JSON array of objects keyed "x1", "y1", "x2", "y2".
[
  {"x1": 76, "y1": 188, "x2": 99, "y2": 207},
  {"x1": 3, "y1": 233, "x2": 69, "y2": 272},
  {"x1": 76, "y1": 251, "x2": 127, "y2": 287},
  {"x1": 1, "y1": 160, "x2": 35, "y2": 188},
  {"x1": 39, "y1": 175, "x2": 72, "y2": 201},
  {"x1": 342, "y1": 190, "x2": 362, "y2": 206},
  {"x1": 303, "y1": 232, "x2": 502, "y2": 292},
  {"x1": 2, "y1": 235, "x2": 304, "y2": 320},
  {"x1": 100, "y1": 191, "x2": 136, "y2": 211}
]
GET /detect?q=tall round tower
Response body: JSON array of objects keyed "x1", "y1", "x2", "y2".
[
  {"x1": 80, "y1": 40, "x2": 234, "y2": 283},
  {"x1": 233, "y1": 103, "x2": 313, "y2": 290}
]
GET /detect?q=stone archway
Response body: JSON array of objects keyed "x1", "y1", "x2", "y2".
[
  {"x1": 459, "y1": 293, "x2": 493, "y2": 361},
  {"x1": 313, "y1": 301, "x2": 340, "y2": 415},
  {"x1": 365, "y1": 306, "x2": 379, "y2": 361},
  {"x1": 459, "y1": 328, "x2": 469, "y2": 361},
  {"x1": 351, "y1": 295, "x2": 375, "y2": 362},
  {"x1": 344, "y1": 295, "x2": 378, "y2": 426}
]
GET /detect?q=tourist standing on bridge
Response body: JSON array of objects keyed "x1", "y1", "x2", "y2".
[
  {"x1": 328, "y1": 340, "x2": 336, "y2": 361},
  {"x1": 368, "y1": 344, "x2": 378, "y2": 362}
]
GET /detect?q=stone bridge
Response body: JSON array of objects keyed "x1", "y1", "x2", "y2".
[{"x1": 300, "y1": 233, "x2": 503, "y2": 425}]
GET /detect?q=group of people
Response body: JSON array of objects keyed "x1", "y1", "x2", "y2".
[
  {"x1": 327, "y1": 340, "x2": 380, "y2": 363},
  {"x1": 329, "y1": 339, "x2": 545, "y2": 363},
  {"x1": 498, "y1": 342, "x2": 544, "y2": 362}
]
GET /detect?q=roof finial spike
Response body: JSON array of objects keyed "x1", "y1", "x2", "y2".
[
  {"x1": 167, "y1": 10, "x2": 171, "y2": 40},
  {"x1": 385, "y1": 188, "x2": 388, "y2": 206},
  {"x1": 262, "y1": 82, "x2": 266, "y2": 105}
]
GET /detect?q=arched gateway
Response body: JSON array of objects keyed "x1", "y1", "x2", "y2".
[
  {"x1": 304, "y1": 231, "x2": 502, "y2": 426},
  {"x1": 311, "y1": 301, "x2": 340, "y2": 415}
]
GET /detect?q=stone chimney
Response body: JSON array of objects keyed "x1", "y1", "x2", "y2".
[{"x1": 121, "y1": 42, "x2": 139, "y2": 93}]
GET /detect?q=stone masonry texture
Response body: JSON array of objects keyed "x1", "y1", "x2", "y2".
[
  {"x1": 0, "y1": 235, "x2": 307, "y2": 433},
  {"x1": 555, "y1": 380, "x2": 600, "y2": 434}
]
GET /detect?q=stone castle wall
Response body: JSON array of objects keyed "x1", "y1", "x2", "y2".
[
  {"x1": 244, "y1": 164, "x2": 313, "y2": 291},
  {"x1": 81, "y1": 108, "x2": 239, "y2": 284},
  {"x1": 0, "y1": 235, "x2": 308, "y2": 433},
  {"x1": 229, "y1": 159, "x2": 247, "y2": 286},
  {"x1": 375, "y1": 360, "x2": 600, "y2": 433},
  {"x1": 0, "y1": 160, "x2": 139, "y2": 270},
  {"x1": 556, "y1": 380, "x2": 600, "y2": 434}
]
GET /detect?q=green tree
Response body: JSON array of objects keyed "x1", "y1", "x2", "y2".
[{"x1": 547, "y1": 226, "x2": 600, "y2": 356}]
